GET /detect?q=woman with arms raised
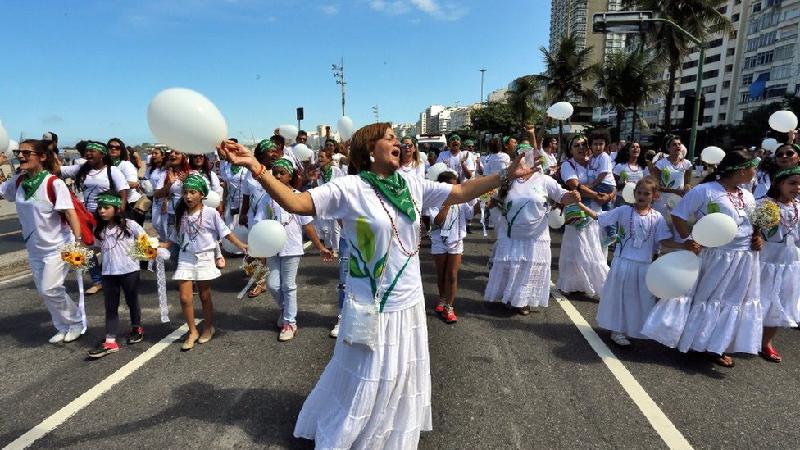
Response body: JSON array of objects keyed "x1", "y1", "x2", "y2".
[{"x1": 218, "y1": 122, "x2": 564, "y2": 449}]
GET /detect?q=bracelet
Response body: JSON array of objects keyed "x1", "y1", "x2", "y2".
[{"x1": 255, "y1": 164, "x2": 267, "y2": 178}]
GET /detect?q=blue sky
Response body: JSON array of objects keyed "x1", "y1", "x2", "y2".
[{"x1": 1, "y1": 0, "x2": 550, "y2": 145}]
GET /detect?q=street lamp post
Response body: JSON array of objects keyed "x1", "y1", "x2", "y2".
[
  {"x1": 480, "y1": 68, "x2": 486, "y2": 104},
  {"x1": 331, "y1": 57, "x2": 346, "y2": 116},
  {"x1": 593, "y1": 11, "x2": 704, "y2": 160}
]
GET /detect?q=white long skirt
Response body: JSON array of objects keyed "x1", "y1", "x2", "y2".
[
  {"x1": 484, "y1": 237, "x2": 551, "y2": 308},
  {"x1": 556, "y1": 221, "x2": 609, "y2": 297},
  {"x1": 294, "y1": 301, "x2": 432, "y2": 450},
  {"x1": 760, "y1": 241, "x2": 800, "y2": 328},
  {"x1": 597, "y1": 257, "x2": 655, "y2": 339},
  {"x1": 642, "y1": 248, "x2": 763, "y2": 355}
]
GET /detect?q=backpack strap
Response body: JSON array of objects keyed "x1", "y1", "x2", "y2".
[
  {"x1": 46, "y1": 175, "x2": 57, "y2": 204},
  {"x1": 107, "y1": 165, "x2": 117, "y2": 194}
]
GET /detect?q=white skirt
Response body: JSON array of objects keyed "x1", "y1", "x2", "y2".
[
  {"x1": 294, "y1": 301, "x2": 432, "y2": 450},
  {"x1": 556, "y1": 221, "x2": 609, "y2": 297},
  {"x1": 484, "y1": 237, "x2": 551, "y2": 308},
  {"x1": 760, "y1": 241, "x2": 800, "y2": 328},
  {"x1": 642, "y1": 248, "x2": 762, "y2": 355},
  {"x1": 173, "y1": 250, "x2": 221, "y2": 281},
  {"x1": 430, "y1": 236, "x2": 464, "y2": 255},
  {"x1": 597, "y1": 257, "x2": 655, "y2": 339}
]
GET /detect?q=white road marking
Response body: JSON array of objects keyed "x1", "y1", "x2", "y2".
[
  {"x1": 552, "y1": 285, "x2": 693, "y2": 450},
  {"x1": 0, "y1": 271, "x2": 31, "y2": 286},
  {"x1": 3, "y1": 321, "x2": 197, "y2": 450},
  {"x1": 0, "y1": 229, "x2": 21, "y2": 237}
]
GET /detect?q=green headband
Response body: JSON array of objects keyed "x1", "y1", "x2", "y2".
[
  {"x1": 272, "y1": 158, "x2": 294, "y2": 173},
  {"x1": 517, "y1": 143, "x2": 532, "y2": 150},
  {"x1": 96, "y1": 193, "x2": 122, "y2": 208},
  {"x1": 86, "y1": 142, "x2": 108, "y2": 155},
  {"x1": 183, "y1": 174, "x2": 209, "y2": 197},
  {"x1": 720, "y1": 158, "x2": 758, "y2": 173},
  {"x1": 775, "y1": 166, "x2": 800, "y2": 182},
  {"x1": 464, "y1": 139, "x2": 475, "y2": 146},
  {"x1": 255, "y1": 139, "x2": 276, "y2": 154},
  {"x1": 449, "y1": 134, "x2": 461, "y2": 143}
]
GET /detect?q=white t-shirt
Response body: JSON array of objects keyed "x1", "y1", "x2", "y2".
[
  {"x1": 253, "y1": 191, "x2": 313, "y2": 257},
  {"x1": 430, "y1": 200, "x2": 476, "y2": 244},
  {"x1": 161, "y1": 170, "x2": 221, "y2": 215},
  {"x1": 672, "y1": 182, "x2": 756, "y2": 251},
  {"x1": 588, "y1": 152, "x2": 615, "y2": 187},
  {"x1": 60, "y1": 164, "x2": 129, "y2": 212},
  {"x1": 482, "y1": 152, "x2": 511, "y2": 177},
  {"x1": 751, "y1": 169, "x2": 770, "y2": 199},
  {"x1": 169, "y1": 205, "x2": 231, "y2": 254},
  {"x1": 116, "y1": 160, "x2": 141, "y2": 203},
  {"x1": 219, "y1": 162, "x2": 249, "y2": 210},
  {"x1": 399, "y1": 163, "x2": 426, "y2": 180},
  {"x1": 436, "y1": 150, "x2": 476, "y2": 181},
  {"x1": 759, "y1": 198, "x2": 800, "y2": 247},
  {"x1": 96, "y1": 219, "x2": 146, "y2": 275},
  {"x1": 598, "y1": 206, "x2": 672, "y2": 262},
  {"x1": 613, "y1": 162, "x2": 650, "y2": 185},
  {"x1": 146, "y1": 167, "x2": 167, "y2": 210},
  {"x1": 654, "y1": 158, "x2": 692, "y2": 190},
  {"x1": 309, "y1": 173, "x2": 452, "y2": 312},
  {"x1": 1, "y1": 174, "x2": 74, "y2": 258},
  {"x1": 560, "y1": 158, "x2": 601, "y2": 212},
  {"x1": 496, "y1": 173, "x2": 567, "y2": 240}
]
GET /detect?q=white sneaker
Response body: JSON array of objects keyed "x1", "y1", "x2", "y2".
[
  {"x1": 329, "y1": 316, "x2": 340, "y2": 338},
  {"x1": 63, "y1": 327, "x2": 83, "y2": 343},
  {"x1": 279, "y1": 323, "x2": 297, "y2": 342},
  {"x1": 610, "y1": 332, "x2": 631, "y2": 347},
  {"x1": 49, "y1": 331, "x2": 67, "y2": 344}
]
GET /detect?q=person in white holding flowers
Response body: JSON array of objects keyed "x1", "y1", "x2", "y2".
[
  {"x1": 642, "y1": 150, "x2": 763, "y2": 368},
  {"x1": 756, "y1": 167, "x2": 800, "y2": 363},
  {"x1": 0, "y1": 140, "x2": 84, "y2": 344},
  {"x1": 218, "y1": 121, "x2": 535, "y2": 450}
]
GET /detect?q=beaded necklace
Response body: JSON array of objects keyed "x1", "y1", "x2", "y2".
[
  {"x1": 780, "y1": 200, "x2": 800, "y2": 229},
  {"x1": 621, "y1": 206, "x2": 657, "y2": 250},
  {"x1": 725, "y1": 186, "x2": 746, "y2": 210},
  {"x1": 180, "y1": 207, "x2": 203, "y2": 251},
  {"x1": 269, "y1": 198, "x2": 295, "y2": 226},
  {"x1": 101, "y1": 224, "x2": 125, "y2": 251},
  {"x1": 372, "y1": 188, "x2": 422, "y2": 257}
]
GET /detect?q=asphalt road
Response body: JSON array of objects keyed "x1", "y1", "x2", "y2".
[
  {"x1": 1, "y1": 226, "x2": 799, "y2": 449},
  {"x1": 0, "y1": 217, "x2": 25, "y2": 255}
]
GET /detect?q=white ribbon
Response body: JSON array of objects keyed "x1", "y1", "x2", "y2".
[
  {"x1": 76, "y1": 270, "x2": 87, "y2": 333},
  {"x1": 152, "y1": 248, "x2": 171, "y2": 322},
  {"x1": 480, "y1": 201, "x2": 488, "y2": 237},
  {"x1": 238, "y1": 264, "x2": 268, "y2": 299}
]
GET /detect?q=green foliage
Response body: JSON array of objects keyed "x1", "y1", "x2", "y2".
[
  {"x1": 507, "y1": 75, "x2": 543, "y2": 128},
  {"x1": 471, "y1": 101, "x2": 519, "y2": 135},
  {"x1": 536, "y1": 34, "x2": 597, "y2": 104}
]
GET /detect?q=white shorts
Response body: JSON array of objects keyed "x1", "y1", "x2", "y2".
[
  {"x1": 173, "y1": 250, "x2": 221, "y2": 281},
  {"x1": 430, "y1": 236, "x2": 464, "y2": 255}
]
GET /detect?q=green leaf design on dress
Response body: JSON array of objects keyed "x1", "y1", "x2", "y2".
[
  {"x1": 620, "y1": 171, "x2": 628, "y2": 183},
  {"x1": 707, "y1": 202, "x2": 721, "y2": 214},
  {"x1": 618, "y1": 224, "x2": 626, "y2": 239},
  {"x1": 661, "y1": 168, "x2": 670, "y2": 187},
  {"x1": 373, "y1": 253, "x2": 387, "y2": 279},
  {"x1": 349, "y1": 255, "x2": 368, "y2": 278},
  {"x1": 356, "y1": 216, "x2": 375, "y2": 262},
  {"x1": 766, "y1": 226, "x2": 779, "y2": 238}
]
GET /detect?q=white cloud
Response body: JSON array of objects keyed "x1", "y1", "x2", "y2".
[
  {"x1": 320, "y1": 4, "x2": 341, "y2": 15},
  {"x1": 369, "y1": 0, "x2": 466, "y2": 20},
  {"x1": 369, "y1": 0, "x2": 410, "y2": 15}
]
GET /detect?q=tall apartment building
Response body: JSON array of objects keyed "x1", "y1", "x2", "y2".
[{"x1": 418, "y1": 105, "x2": 445, "y2": 134}]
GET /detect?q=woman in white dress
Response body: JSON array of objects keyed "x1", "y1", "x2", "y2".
[
  {"x1": 398, "y1": 136, "x2": 426, "y2": 180},
  {"x1": 107, "y1": 138, "x2": 145, "y2": 225},
  {"x1": 642, "y1": 150, "x2": 763, "y2": 367},
  {"x1": 751, "y1": 144, "x2": 799, "y2": 199},
  {"x1": 557, "y1": 135, "x2": 611, "y2": 298},
  {"x1": 0, "y1": 140, "x2": 84, "y2": 343},
  {"x1": 144, "y1": 147, "x2": 169, "y2": 241},
  {"x1": 612, "y1": 141, "x2": 649, "y2": 204},
  {"x1": 485, "y1": 162, "x2": 578, "y2": 314},
  {"x1": 650, "y1": 136, "x2": 692, "y2": 219},
  {"x1": 218, "y1": 122, "x2": 534, "y2": 450}
]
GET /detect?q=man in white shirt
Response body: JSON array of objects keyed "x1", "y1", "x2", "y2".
[{"x1": 435, "y1": 134, "x2": 475, "y2": 182}]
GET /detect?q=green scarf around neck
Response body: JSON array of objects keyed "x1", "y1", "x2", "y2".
[
  {"x1": 111, "y1": 157, "x2": 121, "y2": 166},
  {"x1": 230, "y1": 164, "x2": 242, "y2": 175},
  {"x1": 22, "y1": 170, "x2": 50, "y2": 200},
  {"x1": 359, "y1": 170, "x2": 416, "y2": 221},
  {"x1": 322, "y1": 165, "x2": 333, "y2": 183}
]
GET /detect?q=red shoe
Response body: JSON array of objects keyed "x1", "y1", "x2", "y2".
[
  {"x1": 442, "y1": 307, "x2": 458, "y2": 323},
  {"x1": 434, "y1": 301, "x2": 446, "y2": 314},
  {"x1": 760, "y1": 346, "x2": 782, "y2": 363}
]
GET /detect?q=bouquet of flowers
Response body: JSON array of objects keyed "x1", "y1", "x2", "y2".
[
  {"x1": 749, "y1": 200, "x2": 781, "y2": 230},
  {"x1": 479, "y1": 188, "x2": 498, "y2": 203},
  {"x1": 238, "y1": 257, "x2": 269, "y2": 299},
  {"x1": 129, "y1": 234, "x2": 160, "y2": 261},
  {"x1": 60, "y1": 242, "x2": 94, "y2": 271}
]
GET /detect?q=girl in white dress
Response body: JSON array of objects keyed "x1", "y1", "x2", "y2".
[
  {"x1": 579, "y1": 177, "x2": 682, "y2": 346},
  {"x1": 218, "y1": 122, "x2": 534, "y2": 450},
  {"x1": 757, "y1": 167, "x2": 800, "y2": 363},
  {"x1": 166, "y1": 174, "x2": 247, "y2": 351},
  {"x1": 485, "y1": 166, "x2": 578, "y2": 314},
  {"x1": 651, "y1": 136, "x2": 692, "y2": 219},
  {"x1": 144, "y1": 147, "x2": 169, "y2": 241},
  {"x1": 557, "y1": 135, "x2": 611, "y2": 298},
  {"x1": 152, "y1": 150, "x2": 191, "y2": 244},
  {"x1": 430, "y1": 170, "x2": 478, "y2": 323},
  {"x1": 1, "y1": 140, "x2": 84, "y2": 344},
  {"x1": 642, "y1": 150, "x2": 763, "y2": 367},
  {"x1": 612, "y1": 141, "x2": 649, "y2": 204}
]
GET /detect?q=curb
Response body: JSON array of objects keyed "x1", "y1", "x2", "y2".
[{"x1": 0, "y1": 249, "x2": 31, "y2": 281}]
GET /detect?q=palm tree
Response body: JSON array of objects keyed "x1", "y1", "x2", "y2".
[
  {"x1": 625, "y1": 50, "x2": 666, "y2": 140},
  {"x1": 536, "y1": 34, "x2": 597, "y2": 154},
  {"x1": 507, "y1": 75, "x2": 541, "y2": 130},
  {"x1": 594, "y1": 51, "x2": 631, "y2": 140},
  {"x1": 623, "y1": 0, "x2": 732, "y2": 132}
]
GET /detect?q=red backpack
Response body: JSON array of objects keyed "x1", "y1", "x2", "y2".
[{"x1": 15, "y1": 175, "x2": 97, "y2": 246}]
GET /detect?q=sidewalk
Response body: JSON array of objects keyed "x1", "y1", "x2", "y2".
[{"x1": 0, "y1": 199, "x2": 16, "y2": 218}]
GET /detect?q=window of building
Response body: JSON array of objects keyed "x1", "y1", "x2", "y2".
[
  {"x1": 727, "y1": 48, "x2": 735, "y2": 56},
  {"x1": 775, "y1": 43, "x2": 795, "y2": 61},
  {"x1": 718, "y1": 5, "x2": 728, "y2": 14},
  {"x1": 705, "y1": 99, "x2": 716, "y2": 108},
  {"x1": 703, "y1": 85, "x2": 717, "y2": 94},
  {"x1": 720, "y1": 97, "x2": 729, "y2": 106},
  {"x1": 703, "y1": 115, "x2": 713, "y2": 124},
  {"x1": 681, "y1": 74, "x2": 697, "y2": 83},
  {"x1": 726, "y1": 64, "x2": 734, "y2": 73},
  {"x1": 702, "y1": 70, "x2": 719, "y2": 80},
  {"x1": 740, "y1": 92, "x2": 751, "y2": 103},
  {"x1": 708, "y1": 38, "x2": 724, "y2": 49},
  {"x1": 683, "y1": 60, "x2": 698, "y2": 70},
  {"x1": 753, "y1": 2, "x2": 762, "y2": 13},
  {"x1": 705, "y1": 54, "x2": 721, "y2": 64},
  {"x1": 719, "y1": 113, "x2": 727, "y2": 121},
  {"x1": 743, "y1": 73, "x2": 753, "y2": 85},
  {"x1": 733, "y1": 13, "x2": 740, "y2": 22},
  {"x1": 723, "y1": 80, "x2": 731, "y2": 89}
]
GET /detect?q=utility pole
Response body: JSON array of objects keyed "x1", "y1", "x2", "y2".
[
  {"x1": 331, "y1": 57, "x2": 346, "y2": 116},
  {"x1": 480, "y1": 68, "x2": 486, "y2": 104},
  {"x1": 372, "y1": 105, "x2": 379, "y2": 123}
]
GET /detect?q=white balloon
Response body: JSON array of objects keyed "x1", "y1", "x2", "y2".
[
  {"x1": 547, "y1": 208, "x2": 565, "y2": 229},
  {"x1": 646, "y1": 251, "x2": 701, "y2": 299},
  {"x1": 7, "y1": 139, "x2": 19, "y2": 153},
  {"x1": 279, "y1": 125, "x2": 299, "y2": 142},
  {"x1": 140, "y1": 179, "x2": 154, "y2": 197},
  {"x1": 701, "y1": 146, "x2": 725, "y2": 165},
  {"x1": 292, "y1": 143, "x2": 313, "y2": 162},
  {"x1": 692, "y1": 212, "x2": 738, "y2": 248},
  {"x1": 546, "y1": 102, "x2": 574, "y2": 121},
  {"x1": 622, "y1": 183, "x2": 636, "y2": 204},
  {"x1": 221, "y1": 224, "x2": 250, "y2": 254},
  {"x1": 202, "y1": 190, "x2": 221, "y2": 208},
  {"x1": 147, "y1": 88, "x2": 228, "y2": 155},
  {"x1": 337, "y1": 116, "x2": 354, "y2": 140},
  {"x1": 418, "y1": 151, "x2": 427, "y2": 164},
  {"x1": 426, "y1": 162, "x2": 448, "y2": 181},
  {"x1": 0, "y1": 123, "x2": 8, "y2": 154},
  {"x1": 769, "y1": 110, "x2": 798, "y2": 133},
  {"x1": 248, "y1": 219, "x2": 288, "y2": 257},
  {"x1": 762, "y1": 138, "x2": 780, "y2": 152}
]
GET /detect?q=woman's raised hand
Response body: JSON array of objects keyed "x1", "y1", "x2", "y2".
[
  {"x1": 508, "y1": 154, "x2": 538, "y2": 179},
  {"x1": 217, "y1": 140, "x2": 258, "y2": 171}
]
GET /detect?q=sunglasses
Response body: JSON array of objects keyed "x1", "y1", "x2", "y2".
[
  {"x1": 108, "y1": 145, "x2": 122, "y2": 150},
  {"x1": 12, "y1": 150, "x2": 39, "y2": 158},
  {"x1": 572, "y1": 142, "x2": 588, "y2": 148},
  {"x1": 776, "y1": 152, "x2": 796, "y2": 158}
]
